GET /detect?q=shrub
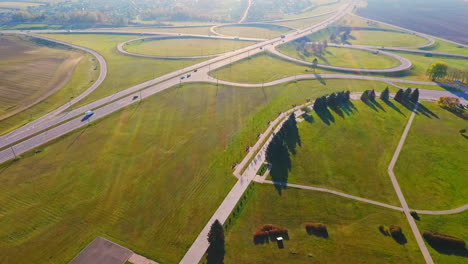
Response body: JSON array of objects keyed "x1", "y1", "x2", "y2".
[
  {"x1": 254, "y1": 225, "x2": 289, "y2": 244},
  {"x1": 423, "y1": 231, "x2": 466, "y2": 250},
  {"x1": 305, "y1": 223, "x2": 328, "y2": 238},
  {"x1": 389, "y1": 225, "x2": 402, "y2": 236},
  {"x1": 253, "y1": 231, "x2": 269, "y2": 244},
  {"x1": 379, "y1": 225, "x2": 390, "y2": 236}
]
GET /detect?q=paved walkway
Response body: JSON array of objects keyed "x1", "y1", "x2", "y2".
[
  {"x1": 238, "y1": 0, "x2": 252, "y2": 23},
  {"x1": 387, "y1": 103, "x2": 434, "y2": 264}
]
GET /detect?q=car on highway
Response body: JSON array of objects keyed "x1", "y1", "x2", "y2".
[
  {"x1": 180, "y1": 76, "x2": 185, "y2": 80},
  {"x1": 187, "y1": 74, "x2": 191, "y2": 78},
  {"x1": 81, "y1": 110, "x2": 94, "y2": 122}
]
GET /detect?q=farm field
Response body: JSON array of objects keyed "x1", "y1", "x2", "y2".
[
  {"x1": 416, "y1": 212, "x2": 468, "y2": 264},
  {"x1": 0, "y1": 34, "x2": 98, "y2": 135},
  {"x1": 278, "y1": 44, "x2": 400, "y2": 69},
  {"x1": 395, "y1": 103, "x2": 468, "y2": 210},
  {"x1": 0, "y1": 80, "x2": 395, "y2": 264},
  {"x1": 125, "y1": 38, "x2": 256, "y2": 57},
  {"x1": 272, "y1": 100, "x2": 412, "y2": 205},
  {"x1": 215, "y1": 24, "x2": 291, "y2": 39},
  {"x1": 223, "y1": 184, "x2": 424, "y2": 264},
  {"x1": 38, "y1": 34, "x2": 205, "y2": 107}
]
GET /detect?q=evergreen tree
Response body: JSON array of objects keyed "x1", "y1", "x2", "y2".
[
  {"x1": 394, "y1": 89, "x2": 404, "y2": 102},
  {"x1": 380, "y1": 87, "x2": 390, "y2": 101},
  {"x1": 327, "y1": 93, "x2": 337, "y2": 108},
  {"x1": 369, "y1": 90, "x2": 376, "y2": 101},
  {"x1": 403, "y1": 88, "x2": 412, "y2": 100},
  {"x1": 336, "y1": 91, "x2": 345, "y2": 105},
  {"x1": 360, "y1": 90, "x2": 369, "y2": 102},
  {"x1": 410, "y1": 88, "x2": 420, "y2": 103},
  {"x1": 345, "y1": 91, "x2": 351, "y2": 102},
  {"x1": 207, "y1": 220, "x2": 225, "y2": 264}
]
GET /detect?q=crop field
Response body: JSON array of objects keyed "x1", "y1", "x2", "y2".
[
  {"x1": 125, "y1": 37, "x2": 256, "y2": 57},
  {"x1": 416, "y1": 212, "x2": 468, "y2": 264},
  {"x1": 39, "y1": 34, "x2": 206, "y2": 107},
  {"x1": 0, "y1": 79, "x2": 395, "y2": 264},
  {"x1": 215, "y1": 24, "x2": 291, "y2": 39},
  {"x1": 278, "y1": 44, "x2": 400, "y2": 69},
  {"x1": 0, "y1": 1, "x2": 43, "y2": 9},
  {"x1": 0, "y1": 34, "x2": 98, "y2": 135},
  {"x1": 272, "y1": 100, "x2": 412, "y2": 204},
  {"x1": 395, "y1": 103, "x2": 468, "y2": 210},
  {"x1": 223, "y1": 184, "x2": 424, "y2": 264}
]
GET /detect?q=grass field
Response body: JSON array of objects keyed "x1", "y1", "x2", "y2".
[
  {"x1": 125, "y1": 37, "x2": 256, "y2": 57},
  {"x1": 345, "y1": 30, "x2": 429, "y2": 47},
  {"x1": 421, "y1": 39, "x2": 468, "y2": 55},
  {"x1": 39, "y1": 34, "x2": 205, "y2": 107},
  {"x1": 334, "y1": 14, "x2": 399, "y2": 31},
  {"x1": 0, "y1": 34, "x2": 98, "y2": 135},
  {"x1": 395, "y1": 103, "x2": 468, "y2": 210},
  {"x1": 222, "y1": 184, "x2": 424, "y2": 264},
  {"x1": 276, "y1": 100, "x2": 412, "y2": 204},
  {"x1": 211, "y1": 53, "x2": 339, "y2": 84},
  {"x1": 416, "y1": 212, "x2": 468, "y2": 264},
  {"x1": 215, "y1": 24, "x2": 291, "y2": 39},
  {"x1": 114, "y1": 26, "x2": 214, "y2": 35},
  {"x1": 273, "y1": 13, "x2": 334, "y2": 29},
  {"x1": 0, "y1": 79, "x2": 396, "y2": 264},
  {"x1": 278, "y1": 43, "x2": 400, "y2": 69},
  {"x1": 284, "y1": 0, "x2": 344, "y2": 20}
]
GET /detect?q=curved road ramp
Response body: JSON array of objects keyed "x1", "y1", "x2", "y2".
[{"x1": 69, "y1": 237, "x2": 158, "y2": 264}]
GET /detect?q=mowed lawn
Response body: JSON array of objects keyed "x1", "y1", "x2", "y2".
[
  {"x1": 39, "y1": 34, "x2": 205, "y2": 107},
  {"x1": 278, "y1": 44, "x2": 400, "y2": 69},
  {"x1": 125, "y1": 37, "x2": 256, "y2": 57},
  {"x1": 0, "y1": 34, "x2": 98, "y2": 135},
  {"x1": 215, "y1": 24, "x2": 291, "y2": 39},
  {"x1": 416, "y1": 212, "x2": 468, "y2": 264},
  {"x1": 0, "y1": 80, "x2": 391, "y2": 264},
  {"x1": 395, "y1": 103, "x2": 468, "y2": 210},
  {"x1": 222, "y1": 184, "x2": 424, "y2": 264},
  {"x1": 346, "y1": 30, "x2": 429, "y2": 47},
  {"x1": 273, "y1": 13, "x2": 334, "y2": 29},
  {"x1": 279, "y1": 100, "x2": 412, "y2": 205},
  {"x1": 421, "y1": 39, "x2": 468, "y2": 55},
  {"x1": 115, "y1": 26, "x2": 214, "y2": 35},
  {"x1": 211, "y1": 52, "x2": 339, "y2": 83}
]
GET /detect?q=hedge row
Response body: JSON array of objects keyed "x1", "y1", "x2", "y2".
[{"x1": 423, "y1": 231, "x2": 466, "y2": 249}]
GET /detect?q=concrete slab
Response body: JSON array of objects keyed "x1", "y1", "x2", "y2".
[{"x1": 69, "y1": 237, "x2": 133, "y2": 264}]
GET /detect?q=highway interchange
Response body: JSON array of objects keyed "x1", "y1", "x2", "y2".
[{"x1": 0, "y1": 0, "x2": 467, "y2": 263}]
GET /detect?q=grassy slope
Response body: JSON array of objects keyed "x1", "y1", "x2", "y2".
[
  {"x1": 421, "y1": 39, "x2": 468, "y2": 55},
  {"x1": 114, "y1": 26, "x2": 214, "y2": 35},
  {"x1": 284, "y1": 0, "x2": 344, "y2": 20},
  {"x1": 38, "y1": 34, "x2": 205, "y2": 107},
  {"x1": 222, "y1": 184, "x2": 424, "y2": 264},
  {"x1": 273, "y1": 13, "x2": 334, "y2": 29},
  {"x1": 278, "y1": 44, "x2": 400, "y2": 69},
  {"x1": 416, "y1": 212, "x2": 468, "y2": 264},
  {"x1": 0, "y1": 80, "x2": 388, "y2": 264},
  {"x1": 125, "y1": 38, "x2": 256, "y2": 57},
  {"x1": 0, "y1": 35, "x2": 98, "y2": 135},
  {"x1": 284, "y1": 100, "x2": 411, "y2": 204},
  {"x1": 334, "y1": 14, "x2": 399, "y2": 31},
  {"x1": 346, "y1": 30, "x2": 429, "y2": 47},
  {"x1": 395, "y1": 103, "x2": 468, "y2": 210},
  {"x1": 216, "y1": 25, "x2": 291, "y2": 39}
]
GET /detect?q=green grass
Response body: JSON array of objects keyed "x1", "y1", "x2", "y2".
[
  {"x1": 278, "y1": 43, "x2": 400, "y2": 69},
  {"x1": 125, "y1": 38, "x2": 256, "y2": 57},
  {"x1": 0, "y1": 80, "x2": 390, "y2": 264},
  {"x1": 222, "y1": 183, "x2": 424, "y2": 264},
  {"x1": 395, "y1": 103, "x2": 468, "y2": 210},
  {"x1": 273, "y1": 13, "x2": 334, "y2": 29},
  {"x1": 392, "y1": 83, "x2": 463, "y2": 92},
  {"x1": 416, "y1": 212, "x2": 468, "y2": 264},
  {"x1": 215, "y1": 24, "x2": 291, "y2": 39},
  {"x1": 334, "y1": 14, "x2": 399, "y2": 31},
  {"x1": 420, "y1": 39, "x2": 468, "y2": 55},
  {"x1": 346, "y1": 30, "x2": 429, "y2": 47},
  {"x1": 0, "y1": 34, "x2": 98, "y2": 135},
  {"x1": 38, "y1": 34, "x2": 205, "y2": 107},
  {"x1": 277, "y1": 100, "x2": 412, "y2": 205},
  {"x1": 284, "y1": 0, "x2": 345, "y2": 20},
  {"x1": 115, "y1": 26, "x2": 214, "y2": 35},
  {"x1": 211, "y1": 52, "x2": 339, "y2": 84}
]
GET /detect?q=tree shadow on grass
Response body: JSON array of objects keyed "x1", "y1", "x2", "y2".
[
  {"x1": 383, "y1": 99, "x2": 405, "y2": 116},
  {"x1": 307, "y1": 228, "x2": 329, "y2": 238},
  {"x1": 268, "y1": 139, "x2": 292, "y2": 195},
  {"x1": 391, "y1": 232, "x2": 408, "y2": 245},
  {"x1": 315, "y1": 108, "x2": 335, "y2": 125},
  {"x1": 425, "y1": 241, "x2": 468, "y2": 257},
  {"x1": 314, "y1": 73, "x2": 327, "y2": 85},
  {"x1": 396, "y1": 100, "x2": 439, "y2": 119},
  {"x1": 303, "y1": 113, "x2": 314, "y2": 123}
]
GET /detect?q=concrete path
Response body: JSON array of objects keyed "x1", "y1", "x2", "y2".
[
  {"x1": 238, "y1": 0, "x2": 252, "y2": 23},
  {"x1": 387, "y1": 103, "x2": 434, "y2": 264}
]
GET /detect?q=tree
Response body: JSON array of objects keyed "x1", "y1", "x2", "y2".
[
  {"x1": 410, "y1": 88, "x2": 419, "y2": 103},
  {"x1": 360, "y1": 90, "x2": 369, "y2": 102},
  {"x1": 403, "y1": 88, "x2": 412, "y2": 100},
  {"x1": 312, "y1": 58, "x2": 318, "y2": 72},
  {"x1": 327, "y1": 93, "x2": 337, "y2": 108},
  {"x1": 207, "y1": 220, "x2": 225, "y2": 264},
  {"x1": 426, "y1": 62, "x2": 448, "y2": 81},
  {"x1": 381, "y1": 87, "x2": 390, "y2": 101},
  {"x1": 394, "y1": 89, "x2": 404, "y2": 102},
  {"x1": 369, "y1": 90, "x2": 376, "y2": 101}
]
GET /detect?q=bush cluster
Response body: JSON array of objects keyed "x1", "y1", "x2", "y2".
[
  {"x1": 305, "y1": 222, "x2": 328, "y2": 237},
  {"x1": 423, "y1": 231, "x2": 466, "y2": 250},
  {"x1": 253, "y1": 224, "x2": 289, "y2": 244},
  {"x1": 389, "y1": 225, "x2": 402, "y2": 237},
  {"x1": 313, "y1": 91, "x2": 351, "y2": 112}
]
